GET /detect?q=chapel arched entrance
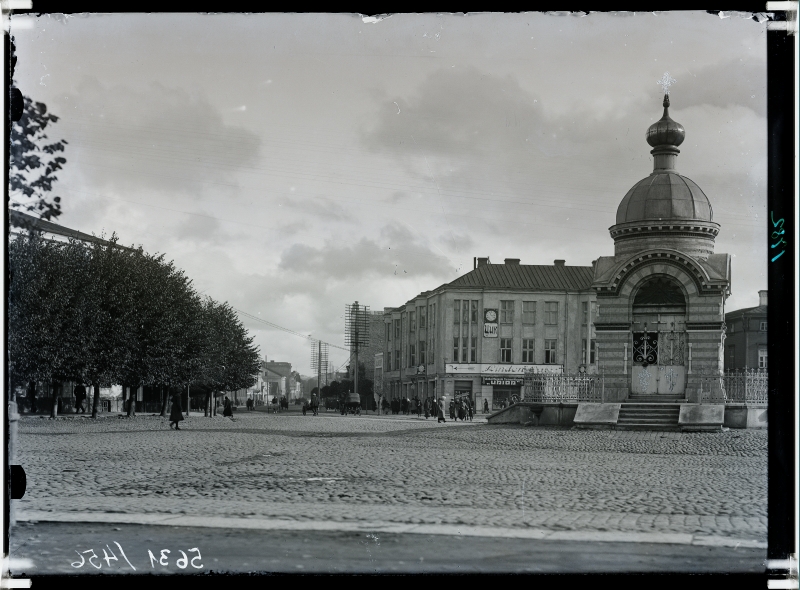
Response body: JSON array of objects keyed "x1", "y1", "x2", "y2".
[{"x1": 630, "y1": 276, "x2": 688, "y2": 395}]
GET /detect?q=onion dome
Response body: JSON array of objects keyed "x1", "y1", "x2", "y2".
[
  {"x1": 646, "y1": 94, "x2": 685, "y2": 148},
  {"x1": 609, "y1": 92, "x2": 719, "y2": 260}
]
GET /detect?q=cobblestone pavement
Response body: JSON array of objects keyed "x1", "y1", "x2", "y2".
[{"x1": 14, "y1": 412, "x2": 767, "y2": 542}]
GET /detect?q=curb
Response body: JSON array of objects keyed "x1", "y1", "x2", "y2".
[{"x1": 14, "y1": 511, "x2": 767, "y2": 549}]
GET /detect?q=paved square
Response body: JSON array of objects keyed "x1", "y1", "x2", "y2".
[{"x1": 13, "y1": 411, "x2": 767, "y2": 543}]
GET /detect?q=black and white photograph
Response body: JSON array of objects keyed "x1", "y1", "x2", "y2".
[{"x1": 2, "y1": 10, "x2": 796, "y2": 580}]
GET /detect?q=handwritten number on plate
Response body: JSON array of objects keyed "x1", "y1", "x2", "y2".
[
  {"x1": 71, "y1": 551, "x2": 85, "y2": 568},
  {"x1": 176, "y1": 551, "x2": 188, "y2": 569},
  {"x1": 113, "y1": 542, "x2": 136, "y2": 571},
  {"x1": 102, "y1": 545, "x2": 119, "y2": 567},
  {"x1": 159, "y1": 549, "x2": 171, "y2": 566},
  {"x1": 83, "y1": 548, "x2": 102, "y2": 569},
  {"x1": 189, "y1": 548, "x2": 203, "y2": 569}
]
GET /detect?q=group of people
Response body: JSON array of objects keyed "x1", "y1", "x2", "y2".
[
  {"x1": 302, "y1": 393, "x2": 319, "y2": 416},
  {"x1": 379, "y1": 396, "x2": 480, "y2": 423}
]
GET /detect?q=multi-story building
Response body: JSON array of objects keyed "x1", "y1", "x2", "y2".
[
  {"x1": 383, "y1": 258, "x2": 598, "y2": 410},
  {"x1": 724, "y1": 291, "x2": 767, "y2": 370}
]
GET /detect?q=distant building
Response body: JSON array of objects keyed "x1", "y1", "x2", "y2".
[
  {"x1": 383, "y1": 257, "x2": 597, "y2": 410},
  {"x1": 724, "y1": 291, "x2": 767, "y2": 370}
]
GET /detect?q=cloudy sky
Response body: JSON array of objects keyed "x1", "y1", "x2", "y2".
[{"x1": 10, "y1": 12, "x2": 767, "y2": 376}]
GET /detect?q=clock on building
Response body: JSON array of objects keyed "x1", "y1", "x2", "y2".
[{"x1": 484, "y1": 309, "x2": 497, "y2": 322}]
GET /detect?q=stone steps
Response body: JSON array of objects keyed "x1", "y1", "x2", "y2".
[{"x1": 616, "y1": 402, "x2": 681, "y2": 431}]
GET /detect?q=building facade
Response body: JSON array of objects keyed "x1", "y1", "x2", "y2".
[
  {"x1": 724, "y1": 291, "x2": 767, "y2": 370},
  {"x1": 591, "y1": 94, "x2": 731, "y2": 402},
  {"x1": 383, "y1": 258, "x2": 598, "y2": 410}
]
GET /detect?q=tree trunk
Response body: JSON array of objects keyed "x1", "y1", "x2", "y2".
[
  {"x1": 28, "y1": 381, "x2": 37, "y2": 414},
  {"x1": 160, "y1": 385, "x2": 169, "y2": 417},
  {"x1": 50, "y1": 380, "x2": 58, "y2": 418},
  {"x1": 91, "y1": 382, "x2": 100, "y2": 418},
  {"x1": 121, "y1": 385, "x2": 127, "y2": 415},
  {"x1": 204, "y1": 391, "x2": 210, "y2": 417}
]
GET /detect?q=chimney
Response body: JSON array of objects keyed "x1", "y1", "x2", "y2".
[
  {"x1": 554, "y1": 260, "x2": 565, "y2": 267},
  {"x1": 477, "y1": 257, "x2": 490, "y2": 267},
  {"x1": 758, "y1": 290, "x2": 767, "y2": 306},
  {"x1": 504, "y1": 258, "x2": 520, "y2": 265}
]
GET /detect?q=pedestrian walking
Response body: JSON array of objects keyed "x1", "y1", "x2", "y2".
[
  {"x1": 437, "y1": 399, "x2": 446, "y2": 423},
  {"x1": 483, "y1": 399, "x2": 489, "y2": 414},
  {"x1": 74, "y1": 381, "x2": 87, "y2": 414},
  {"x1": 272, "y1": 396, "x2": 278, "y2": 414},
  {"x1": 457, "y1": 401, "x2": 466, "y2": 421},
  {"x1": 449, "y1": 400, "x2": 455, "y2": 421},
  {"x1": 423, "y1": 398, "x2": 430, "y2": 419},
  {"x1": 416, "y1": 397, "x2": 422, "y2": 417},
  {"x1": 169, "y1": 392, "x2": 184, "y2": 430},
  {"x1": 467, "y1": 401, "x2": 474, "y2": 421},
  {"x1": 223, "y1": 396, "x2": 233, "y2": 417}
]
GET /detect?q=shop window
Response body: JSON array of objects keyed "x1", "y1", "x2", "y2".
[{"x1": 522, "y1": 339, "x2": 534, "y2": 363}]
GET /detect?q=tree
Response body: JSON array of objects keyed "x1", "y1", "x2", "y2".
[
  {"x1": 9, "y1": 96, "x2": 68, "y2": 222},
  {"x1": 7, "y1": 233, "x2": 90, "y2": 416}
]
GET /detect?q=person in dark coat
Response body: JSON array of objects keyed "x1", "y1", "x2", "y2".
[
  {"x1": 424, "y1": 398, "x2": 430, "y2": 419},
  {"x1": 457, "y1": 401, "x2": 466, "y2": 421},
  {"x1": 483, "y1": 399, "x2": 490, "y2": 414},
  {"x1": 74, "y1": 382, "x2": 87, "y2": 414},
  {"x1": 223, "y1": 396, "x2": 233, "y2": 417},
  {"x1": 467, "y1": 400, "x2": 474, "y2": 421},
  {"x1": 449, "y1": 400, "x2": 456, "y2": 420},
  {"x1": 169, "y1": 393, "x2": 184, "y2": 429}
]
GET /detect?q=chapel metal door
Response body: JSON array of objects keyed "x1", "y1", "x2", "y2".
[{"x1": 631, "y1": 315, "x2": 686, "y2": 395}]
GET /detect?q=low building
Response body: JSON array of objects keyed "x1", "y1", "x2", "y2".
[
  {"x1": 724, "y1": 291, "x2": 767, "y2": 370},
  {"x1": 383, "y1": 257, "x2": 598, "y2": 410}
]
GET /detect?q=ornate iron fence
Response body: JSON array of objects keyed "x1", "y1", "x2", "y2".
[
  {"x1": 523, "y1": 369, "x2": 602, "y2": 403},
  {"x1": 699, "y1": 369, "x2": 768, "y2": 405}
]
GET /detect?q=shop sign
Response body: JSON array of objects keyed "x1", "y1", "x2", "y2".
[
  {"x1": 481, "y1": 376, "x2": 524, "y2": 386},
  {"x1": 446, "y1": 363, "x2": 563, "y2": 375}
]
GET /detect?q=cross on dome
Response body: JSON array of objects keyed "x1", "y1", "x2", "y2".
[{"x1": 657, "y1": 72, "x2": 677, "y2": 95}]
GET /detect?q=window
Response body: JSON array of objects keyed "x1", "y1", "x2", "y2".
[
  {"x1": 419, "y1": 307, "x2": 426, "y2": 329},
  {"x1": 758, "y1": 348, "x2": 767, "y2": 369},
  {"x1": 522, "y1": 339, "x2": 534, "y2": 363},
  {"x1": 471, "y1": 300, "x2": 478, "y2": 324},
  {"x1": 431, "y1": 303, "x2": 436, "y2": 329},
  {"x1": 409, "y1": 344, "x2": 416, "y2": 367},
  {"x1": 394, "y1": 320, "x2": 400, "y2": 339},
  {"x1": 461, "y1": 334, "x2": 468, "y2": 362},
  {"x1": 419, "y1": 341, "x2": 426, "y2": 365},
  {"x1": 386, "y1": 323, "x2": 391, "y2": 342},
  {"x1": 582, "y1": 339, "x2": 596, "y2": 364},
  {"x1": 729, "y1": 322, "x2": 735, "y2": 333},
  {"x1": 409, "y1": 311, "x2": 416, "y2": 332},
  {"x1": 759, "y1": 321, "x2": 767, "y2": 331},
  {"x1": 387, "y1": 351, "x2": 392, "y2": 370},
  {"x1": 470, "y1": 337, "x2": 477, "y2": 362},
  {"x1": 500, "y1": 300, "x2": 514, "y2": 323},
  {"x1": 523, "y1": 301, "x2": 536, "y2": 324},
  {"x1": 394, "y1": 350, "x2": 400, "y2": 371},
  {"x1": 453, "y1": 337, "x2": 459, "y2": 362},
  {"x1": 590, "y1": 301, "x2": 596, "y2": 324},
  {"x1": 544, "y1": 339, "x2": 557, "y2": 364},
  {"x1": 500, "y1": 338, "x2": 512, "y2": 363},
  {"x1": 726, "y1": 345, "x2": 735, "y2": 369},
  {"x1": 453, "y1": 300, "x2": 461, "y2": 324},
  {"x1": 582, "y1": 302, "x2": 588, "y2": 325},
  {"x1": 545, "y1": 302, "x2": 558, "y2": 325}
]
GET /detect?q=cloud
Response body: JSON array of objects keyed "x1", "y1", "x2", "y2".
[
  {"x1": 674, "y1": 55, "x2": 766, "y2": 117},
  {"x1": 277, "y1": 223, "x2": 454, "y2": 281},
  {"x1": 175, "y1": 214, "x2": 225, "y2": 244},
  {"x1": 53, "y1": 77, "x2": 261, "y2": 195}
]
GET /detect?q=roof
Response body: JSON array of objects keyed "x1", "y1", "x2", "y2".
[
  {"x1": 9, "y1": 209, "x2": 136, "y2": 251},
  {"x1": 726, "y1": 305, "x2": 767, "y2": 319},
  {"x1": 446, "y1": 263, "x2": 595, "y2": 291}
]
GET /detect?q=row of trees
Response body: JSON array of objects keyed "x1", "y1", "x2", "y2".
[{"x1": 8, "y1": 231, "x2": 261, "y2": 418}]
